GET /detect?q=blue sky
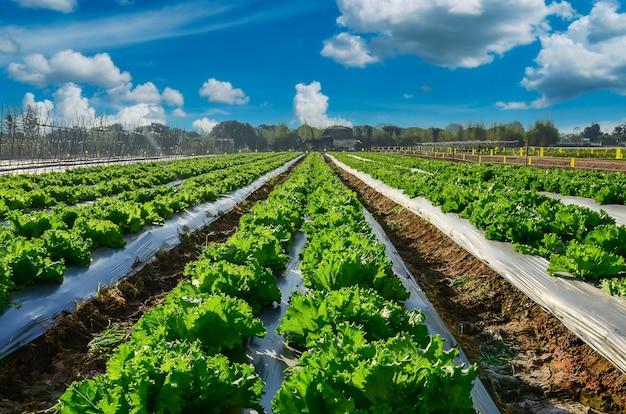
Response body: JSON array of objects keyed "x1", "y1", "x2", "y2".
[{"x1": 1, "y1": 0, "x2": 625, "y2": 135}]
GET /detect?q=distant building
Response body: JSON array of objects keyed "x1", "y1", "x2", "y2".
[{"x1": 321, "y1": 127, "x2": 360, "y2": 150}]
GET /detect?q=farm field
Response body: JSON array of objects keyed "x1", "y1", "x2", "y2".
[
  {"x1": 0, "y1": 152, "x2": 625, "y2": 413},
  {"x1": 331, "y1": 160, "x2": 626, "y2": 413}
]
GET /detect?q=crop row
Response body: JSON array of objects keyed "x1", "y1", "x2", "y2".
[
  {"x1": 57, "y1": 153, "x2": 308, "y2": 412},
  {"x1": 57, "y1": 153, "x2": 478, "y2": 413},
  {"x1": 0, "y1": 153, "x2": 298, "y2": 312},
  {"x1": 361, "y1": 151, "x2": 626, "y2": 205},
  {"x1": 332, "y1": 152, "x2": 626, "y2": 296},
  {"x1": 0, "y1": 153, "x2": 280, "y2": 216},
  {"x1": 273, "y1": 153, "x2": 477, "y2": 413}
]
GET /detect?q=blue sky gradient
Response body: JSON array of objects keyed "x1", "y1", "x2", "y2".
[{"x1": 1, "y1": 0, "x2": 625, "y2": 135}]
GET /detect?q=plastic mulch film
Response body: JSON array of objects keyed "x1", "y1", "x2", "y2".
[
  {"x1": 0, "y1": 155, "x2": 303, "y2": 359},
  {"x1": 245, "y1": 231, "x2": 307, "y2": 414},
  {"x1": 329, "y1": 155, "x2": 626, "y2": 376},
  {"x1": 245, "y1": 216, "x2": 498, "y2": 413}
]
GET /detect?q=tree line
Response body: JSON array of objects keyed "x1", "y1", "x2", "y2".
[{"x1": 3, "y1": 103, "x2": 626, "y2": 161}]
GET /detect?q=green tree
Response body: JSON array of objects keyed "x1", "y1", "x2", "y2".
[
  {"x1": 583, "y1": 122, "x2": 602, "y2": 142},
  {"x1": 209, "y1": 120, "x2": 256, "y2": 150},
  {"x1": 525, "y1": 119, "x2": 560, "y2": 147}
]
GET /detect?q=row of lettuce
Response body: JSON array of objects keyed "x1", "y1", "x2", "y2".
[
  {"x1": 273, "y1": 153, "x2": 476, "y2": 413},
  {"x1": 57, "y1": 152, "x2": 478, "y2": 413},
  {"x1": 0, "y1": 154, "x2": 266, "y2": 217},
  {"x1": 332, "y1": 152, "x2": 626, "y2": 297},
  {"x1": 0, "y1": 153, "x2": 298, "y2": 313}
]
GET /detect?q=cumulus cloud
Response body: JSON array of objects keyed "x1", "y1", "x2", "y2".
[
  {"x1": 293, "y1": 81, "x2": 352, "y2": 128},
  {"x1": 193, "y1": 117, "x2": 219, "y2": 134},
  {"x1": 22, "y1": 82, "x2": 170, "y2": 129},
  {"x1": 171, "y1": 108, "x2": 187, "y2": 117},
  {"x1": 199, "y1": 78, "x2": 249, "y2": 105},
  {"x1": 321, "y1": 33, "x2": 378, "y2": 67},
  {"x1": 22, "y1": 84, "x2": 96, "y2": 126},
  {"x1": 324, "y1": 0, "x2": 574, "y2": 68},
  {"x1": 0, "y1": 33, "x2": 20, "y2": 54},
  {"x1": 163, "y1": 87, "x2": 184, "y2": 106},
  {"x1": 53, "y1": 83, "x2": 96, "y2": 124},
  {"x1": 7, "y1": 49, "x2": 131, "y2": 87},
  {"x1": 108, "y1": 81, "x2": 162, "y2": 104},
  {"x1": 22, "y1": 92, "x2": 54, "y2": 120},
  {"x1": 499, "y1": 1, "x2": 626, "y2": 109},
  {"x1": 9, "y1": 0, "x2": 76, "y2": 13},
  {"x1": 109, "y1": 103, "x2": 165, "y2": 127}
]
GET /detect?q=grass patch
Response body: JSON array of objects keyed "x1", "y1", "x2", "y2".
[
  {"x1": 88, "y1": 322, "x2": 132, "y2": 356},
  {"x1": 478, "y1": 331, "x2": 518, "y2": 366}
]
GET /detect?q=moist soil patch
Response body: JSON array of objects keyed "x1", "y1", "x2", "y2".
[
  {"x1": 0, "y1": 165, "x2": 297, "y2": 414},
  {"x1": 331, "y1": 160, "x2": 626, "y2": 414}
]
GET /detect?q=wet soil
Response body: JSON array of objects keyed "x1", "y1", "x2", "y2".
[
  {"x1": 330, "y1": 158, "x2": 626, "y2": 414},
  {"x1": 0, "y1": 167, "x2": 296, "y2": 414}
]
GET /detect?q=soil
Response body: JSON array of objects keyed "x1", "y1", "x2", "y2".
[
  {"x1": 329, "y1": 157, "x2": 626, "y2": 414},
  {"x1": 0, "y1": 167, "x2": 296, "y2": 414}
]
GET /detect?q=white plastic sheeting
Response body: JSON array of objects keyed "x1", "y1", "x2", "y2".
[
  {"x1": 329, "y1": 155, "x2": 626, "y2": 376},
  {"x1": 363, "y1": 207, "x2": 499, "y2": 414},
  {"x1": 0, "y1": 155, "x2": 303, "y2": 359},
  {"x1": 246, "y1": 231, "x2": 307, "y2": 414}
]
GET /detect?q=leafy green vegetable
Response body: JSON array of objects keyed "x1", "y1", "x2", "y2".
[
  {"x1": 278, "y1": 287, "x2": 428, "y2": 348},
  {"x1": 58, "y1": 340, "x2": 264, "y2": 413},
  {"x1": 131, "y1": 292, "x2": 265, "y2": 354},
  {"x1": 273, "y1": 324, "x2": 476, "y2": 414},
  {"x1": 184, "y1": 258, "x2": 280, "y2": 314},
  {"x1": 548, "y1": 240, "x2": 626, "y2": 280}
]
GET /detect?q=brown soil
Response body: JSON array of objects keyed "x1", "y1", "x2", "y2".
[
  {"x1": 0, "y1": 166, "x2": 297, "y2": 414},
  {"x1": 330, "y1": 158, "x2": 626, "y2": 414}
]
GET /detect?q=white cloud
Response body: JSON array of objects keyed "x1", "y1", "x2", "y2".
[
  {"x1": 325, "y1": 0, "x2": 575, "y2": 68},
  {"x1": 22, "y1": 84, "x2": 96, "y2": 126},
  {"x1": 7, "y1": 49, "x2": 131, "y2": 87},
  {"x1": 500, "y1": 1, "x2": 626, "y2": 109},
  {"x1": 9, "y1": 0, "x2": 76, "y2": 13},
  {"x1": 108, "y1": 82, "x2": 162, "y2": 104},
  {"x1": 496, "y1": 101, "x2": 536, "y2": 110},
  {"x1": 193, "y1": 117, "x2": 218, "y2": 134},
  {"x1": 53, "y1": 83, "x2": 96, "y2": 125},
  {"x1": 321, "y1": 33, "x2": 378, "y2": 67},
  {"x1": 108, "y1": 103, "x2": 166, "y2": 128},
  {"x1": 403, "y1": 93, "x2": 414, "y2": 99},
  {"x1": 22, "y1": 92, "x2": 54, "y2": 120},
  {"x1": 0, "y1": 33, "x2": 20, "y2": 54},
  {"x1": 22, "y1": 83, "x2": 169, "y2": 129},
  {"x1": 293, "y1": 81, "x2": 352, "y2": 128},
  {"x1": 172, "y1": 108, "x2": 187, "y2": 117},
  {"x1": 199, "y1": 78, "x2": 249, "y2": 105},
  {"x1": 163, "y1": 87, "x2": 184, "y2": 106}
]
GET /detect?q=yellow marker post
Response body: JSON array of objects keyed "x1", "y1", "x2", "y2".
[
  {"x1": 462, "y1": 154, "x2": 466, "y2": 161},
  {"x1": 539, "y1": 148, "x2": 544, "y2": 157},
  {"x1": 528, "y1": 156, "x2": 532, "y2": 165},
  {"x1": 478, "y1": 155, "x2": 482, "y2": 163},
  {"x1": 519, "y1": 148, "x2": 524, "y2": 156},
  {"x1": 472, "y1": 148, "x2": 476, "y2": 156},
  {"x1": 617, "y1": 147, "x2": 622, "y2": 159},
  {"x1": 571, "y1": 158, "x2": 575, "y2": 167},
  {"x1": 503, "y1": 156, "x2": 507, "y2": 164}
]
